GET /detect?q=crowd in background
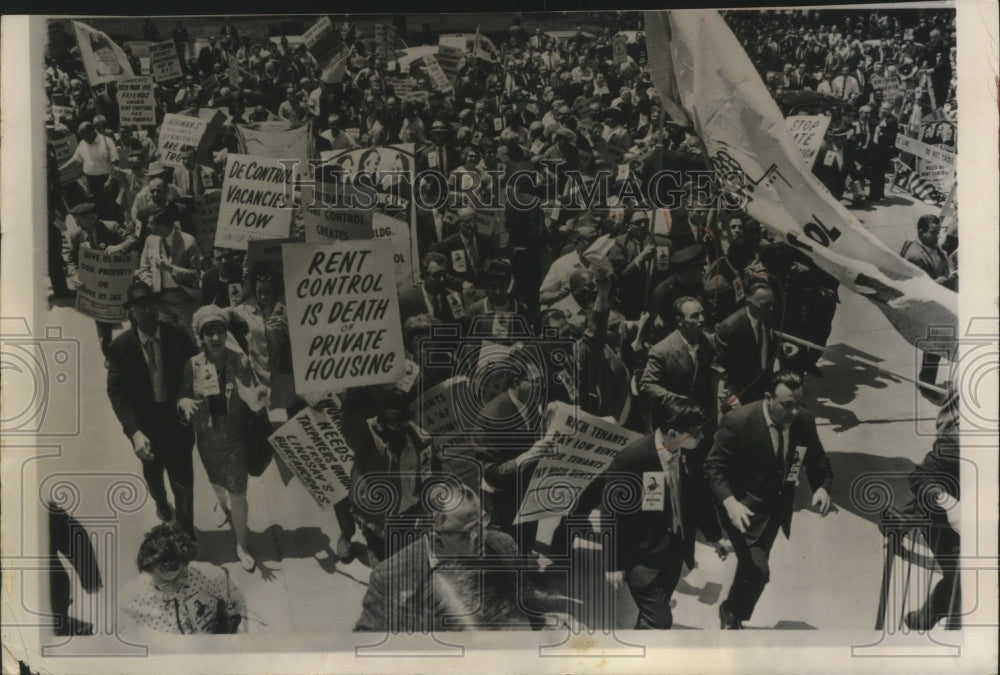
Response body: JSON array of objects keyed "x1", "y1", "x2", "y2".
[{"x1": 43, "y1": 9, "x2": 960, "y2": 635}]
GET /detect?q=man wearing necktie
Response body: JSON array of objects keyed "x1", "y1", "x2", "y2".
[
  {"x1": 602, "y1": 399, "x2": 725, "y2": 629},
  {"x1": 106, "y1": 281, "x2": 199, "y2": 539},
  {"x1": 705, "y1": 371, "x2": 833, "y2": 629},
  {"x1": 136, "y1": 207, "x2": 202, "y2": 341},
  {"x1": 712, "y1": 280, "x2": 781, "y2": 406}
]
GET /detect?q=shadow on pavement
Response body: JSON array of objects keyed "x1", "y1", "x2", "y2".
[
  {"x1": 806, "y1": 343, "x2": 903, "y2": 432},
  {"x1": 793, "y1": 452, "x2": 917, "y2": 527}
]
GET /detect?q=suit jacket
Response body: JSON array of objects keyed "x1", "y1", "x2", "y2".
[
  {"x1": 354, "y1": 529, "x2": 564, "y2": 632},
  {"x1": 137, "y1": 228, "x2": 202, "y2": 296},
  {"x1": 398, "y1": 284, "x2": 466, "y2": 324},
  {"x1": 704, "y1": 401, "x2": 832, "y2": 537},
  {"x1": 603, "y1": 434, "x2": 722, "y2": 573},
  {"x1": 712, "y1": 307, "x2": 779, "y2": 403},
  {"x1": 432, "y1": 232, "x2": 495, "y2": 285},
  {"x1": 106, "y1": 322, "x2": 198, "y2": 445},
  {"x1": 640, "y1": 330, "x2": 716, "y2": 416}
]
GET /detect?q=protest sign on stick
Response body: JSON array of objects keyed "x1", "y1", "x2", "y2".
[
  {"x1": 282, "y1": 239, "x2": 405, "y2": 394},
  {"x1": 72, "y1": 21, "x2": 134, "y2": 86},
  {"x1": 158, "y1": 112, "x2": 223, "y2": 167},
  {"x1": 268, "y1": 398, "x2": 355, "y2": 507},
  {"x1": 215, "y1": 154, "x2": 294, "y2": 250},
  {"x1": 116, "y1": 76, "x2": 156, "y2": 126},
  {"x1": 612, "y1": 35, "x2": 629, "y2": 65},
  {"x1": 50, "y1": 134, "x2": 83, "y2": 185},
  {"x1": 192, "y1": 190, "x2": 222, "y2": 255},
  {"x1": 411, "y1": 376, "x2": 481, "y2": 488},
  {"x1": 422, "y1": 54, "x2": 453, "y2": 93},
  {"x1": 515, "y1": 402, "x2": 641, "y2": 524},
  {"x1": 786, "y1": 115, "x2": 831, "y2": 168},
  {"x1": 149, "y1": 40, "x2": 183, "y2": 83},
  {"x1": 75, "y1": 249, "x2": 139, "y2": 322}
]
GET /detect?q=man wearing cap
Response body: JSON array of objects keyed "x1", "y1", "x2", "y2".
[
  {"x1": 318, "y1": 114, "x2": 358, "y2": 152},
  {"x1": 417, "y1": 120, "x2": 459, "y2": 176},
  {"x1": 137, "y1": 206, "x2": 202, "y2": 341},
  {"x1": 278, "y1": 86, "x2": 307, "y2": 124},
  {"x1": 543, "y1": 127, "x2": 581, "y2": 172},
  {"x1": 107, "y1": 280, "x2": 199, "y2": 538},
  {"x1": 63, "y1": 202, "x2": 137, "y2": 354}
]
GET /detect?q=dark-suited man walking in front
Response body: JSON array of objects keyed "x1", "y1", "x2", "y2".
[
  {"x1": 705, "y1": 371, "x2": 833, "y2": 629},
  {"x1": 106, "y1": 280, "x2": 199, "y2": 539},
  {"x1": 712, "y1": 279, "x2": 781, "y2": 405},
  {"x1": 602, "y1": 399, "x2": 725, "y2": 629}
]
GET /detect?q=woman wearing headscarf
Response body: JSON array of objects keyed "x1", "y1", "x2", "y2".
[{"x1": 177, "y1": 305, "x2": 268, "y2": 570}]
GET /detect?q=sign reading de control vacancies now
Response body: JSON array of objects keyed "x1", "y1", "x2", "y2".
[
  {"x1": 282, "y1": 239, "x2": 405, "y2": 394},
  {"x1": 216, "y1": 153, "x2": 293, "y2": 250}
]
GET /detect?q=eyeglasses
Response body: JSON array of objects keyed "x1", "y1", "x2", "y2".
[{"x1": 427, "y1": 271, "x2": 447, "y2": 280}]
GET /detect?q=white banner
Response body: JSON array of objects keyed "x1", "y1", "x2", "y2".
[
  {"x1": 282, "y1": 240, "x2": 405, "y2": 393},
  {"x1": 515, "y1": 402, "x2": 642, "y2": 524},
  {"x1": 72, "y1": 21, "x2": 134, "y2": 86},
  {"x1": 215, "y1": 154, "x2": 294, "y2": 250},
  {"x1": 75, "y1": 248, "x2": 138, "y2": 322},
  {"x1": 644, "y1": 10, "x2": 957, "y2": 346},
  {"x1": 896, "y1": 134, "x2": 956, "y2": 168},
  {"x1": 422, "y1": 54, "x2": 453, "y2": 93},
  {"x1": 116, "y1": 76, "x2": 156, "y2": 126},
  {"x1": 149, "y1": 40, "x2": 183, "y2": 83}
]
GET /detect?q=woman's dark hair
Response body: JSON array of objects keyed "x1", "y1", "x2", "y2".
[{"x1": 136, "y1": 523, "x2": 197, "y2": 573}]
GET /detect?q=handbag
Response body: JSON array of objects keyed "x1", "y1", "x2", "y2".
[
  {"x1": 211, "y1": 566, "x2": 242, "y2": 634},
  {"x1": 246, "y1": 408, "x2": 274, "y2": 477}
]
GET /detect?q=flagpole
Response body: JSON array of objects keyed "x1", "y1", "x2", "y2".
[{"x1": 776, "y1": 331, "x2": 948, "y2": 396}]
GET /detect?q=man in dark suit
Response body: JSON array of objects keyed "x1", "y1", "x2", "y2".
[
  {"x1": 640, "y1": 296, "x2": 717, "y2": 428},
  {"x1": 602, "y1": 398, "x2": 725, "y2": 629},
  {"x1": 712, "y1": 279, "x2": 781, "y2": 405},
  {"x1": 398, "y1": 252, "x2": 468, "y2": 324},
  {"x1": 432, "y1": 206, "x2": 495, "y2": 286},
  {"x1": 106, "y1": 280, "x2": 199, "y2": 539},
  {"x1": 705, "y1": 371, "x2": 833, "y2": 628},
  {"x1": 473, "y1": 362, "x2": 557, "y2": 553}
]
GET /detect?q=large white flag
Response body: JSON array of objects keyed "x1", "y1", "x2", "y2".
[
  {"x1": 72, "y1": 21, "x2": 135, "y2": 86},
  {"x1": 644, "y1": 10, "x2": 956, "y2": 347}
]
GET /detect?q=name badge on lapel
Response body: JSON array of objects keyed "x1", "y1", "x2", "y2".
[
  {"x1": 786, "y1": 446, "x2": 804, "y2": 484},
  {"x1": 451, "y1": 249, "x2": 468, "y2": 274},
  {"x1": 642, "y1": 471, "x2": 665, "y2": 511},
  {"x1": 445, "y1": 291, "x2": 466, "y2": 319}
]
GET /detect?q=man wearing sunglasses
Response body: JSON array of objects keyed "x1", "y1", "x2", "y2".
[
  {"x1": 705, "y1": 370, "x2": 833, "y2": 629},
  {"x1": 398, "y1": 252, "x2": 468, "y2": 325}
]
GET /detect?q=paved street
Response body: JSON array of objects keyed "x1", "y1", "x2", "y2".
[{"x1": 37, "y1": 189, "x2": 948, "y2": 637}]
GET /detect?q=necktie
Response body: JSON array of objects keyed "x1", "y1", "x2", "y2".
[
  {"x1": 431, "y1": 293, "x2": 444, "y2": 319},
  {"x1": 757, "y1": 321, "x2": 768, "y2": 370},
  {"x1": 661, "y1": 449, "x2": 684, "y2": 537},
  {"x1": 145, "y1": 338, "x2": 166, "y2": 402},
  {"x1": 771, "y1": 423, "x2": 785, "y2": 474}
]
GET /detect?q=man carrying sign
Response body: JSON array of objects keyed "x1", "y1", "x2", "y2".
[
  {"x1": 602, "y1": 398, "x2": 725, "y2": 629},
  {"x1": 62, "y1": 202, "x2": 137, "y2": 355}
]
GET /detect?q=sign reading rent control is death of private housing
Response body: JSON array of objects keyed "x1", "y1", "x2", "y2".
[
  {"x1": 215, "y1": 153, "x2": 294, "y2": 250},
  {"x1": 282, "y1": 239, "x2": 405, "y2": 394}
]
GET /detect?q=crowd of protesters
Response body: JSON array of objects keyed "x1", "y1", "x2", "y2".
[{"x1": 44, "y1": 10, "x2": 960, "y2": 634}]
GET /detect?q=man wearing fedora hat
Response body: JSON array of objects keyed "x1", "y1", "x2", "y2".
[{"x1": 107, "y1": 280, "x2": 199, "y2": 538}]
